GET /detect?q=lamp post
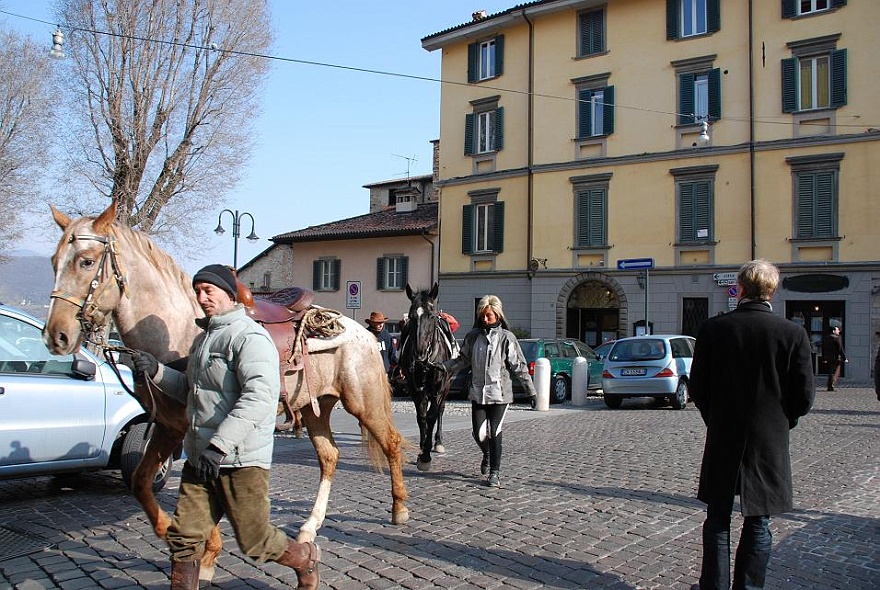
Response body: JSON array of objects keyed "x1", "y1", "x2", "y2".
[{"x1": 214, "y1": 209, "x2": 259, "y2": 270}]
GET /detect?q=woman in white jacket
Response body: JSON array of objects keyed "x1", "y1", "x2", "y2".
[{"x1": 443, "y1": 295, "x2": 536, "y2": 487}]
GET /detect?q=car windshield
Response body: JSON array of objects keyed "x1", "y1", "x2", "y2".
[{"x1": 609, "y1": 339, "x2": 666, "y2": 362}]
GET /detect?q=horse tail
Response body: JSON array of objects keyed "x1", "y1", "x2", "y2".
[{"x1": 360, "y1": 376, "x2": 415, "y2": 472}]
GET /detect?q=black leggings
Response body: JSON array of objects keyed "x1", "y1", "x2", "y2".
[{"x1": 471, "y1": 402, "x2": 509, "y2": 472}]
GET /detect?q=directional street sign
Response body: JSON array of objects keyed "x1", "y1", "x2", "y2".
[{"x1": 617, "y1": 257, "x2": 655, "y2": 270}]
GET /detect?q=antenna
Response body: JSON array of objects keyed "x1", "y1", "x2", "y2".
[{"x1": 392, "y1": 153, "x2": 417, "y2": 184}]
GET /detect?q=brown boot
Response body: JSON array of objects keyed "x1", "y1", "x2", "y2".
[
  {"x1": 276, "y1": 539, "x2": 321, "y2": 589},
  {"x1": 169, "y1": 559, "x2": 200, "y2": 590}
]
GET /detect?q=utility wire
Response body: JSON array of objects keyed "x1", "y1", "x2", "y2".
[{"x1": 2, "y1": 8, "x2": 877, "y2": 130}]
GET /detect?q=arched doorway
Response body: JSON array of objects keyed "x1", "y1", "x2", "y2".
[{"x1": 565, "y1": 280, "x2": 621, "y2": 347}]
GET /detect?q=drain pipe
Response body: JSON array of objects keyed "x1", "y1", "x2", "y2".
[
  {"x1": 748, "y1": 0, "x2": 757, "y2": 259},
  {"x1": 522, "y1": 8, "x2": 535, "y2": 279},
  {"x1": 421, "y1": 229, "x2": 435, "y2": 286}
]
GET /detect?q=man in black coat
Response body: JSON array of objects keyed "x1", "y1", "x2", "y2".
[
  {"x1": 690, "y1": 259, "x2": 814, "y2": 590},
  {"x1": 821, "y1": 326, "x2": 847, "y2": 391}
]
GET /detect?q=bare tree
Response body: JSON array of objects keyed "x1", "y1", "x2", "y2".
[
  {"x1": 0, "y1": 29, "x2": 55, "y2": 258},
  {"x1": 55, "y1": 0, "x2": 273, "y2": 252}
]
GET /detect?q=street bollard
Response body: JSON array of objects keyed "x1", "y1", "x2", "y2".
[
  {"x1": 533, "y1": 357, "x2": 551, "y2": 411},
  {"x1": 571, "y1": 356, "x2": 588, "y2": 406}
]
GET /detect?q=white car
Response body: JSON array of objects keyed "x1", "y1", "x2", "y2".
[
  {"x1": 601, "y1": 335, "x2": 696, "y2": 410},
  {"x1": 0, "y1": 304, "x2": 172, "y2": 491}
]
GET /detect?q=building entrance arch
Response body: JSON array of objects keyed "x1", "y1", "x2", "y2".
[{"x1": 557, "y1": 273, "x2": 626, "y2": 347}]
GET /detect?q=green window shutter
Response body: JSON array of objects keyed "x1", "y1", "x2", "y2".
[
  {"x1": 494, "y1": 35, "x2": 504, "y2": 77},
  {"x1": 462, "y1": 204, "x2": 474, "y2": 254},
  {"x1": 830, "y1": 49, "x2": 847, "y2": 108},
  {"x1": 666, "y1": 0, "x2": 679, "y2": 40},
  {"x1": 679, "y1": 182, "x2": 695, "y2": 242},
  {"x1": 312, "y1": 260, "x2": 320, "y2": 290},
  {"x1": 376, "y1": 258, "x2": 385, "y2": 289},
  {"x1": 796, "y1": 173, "x2": 817, "y2": 238},
  {"x1": 467, "y1": 42, "x2": 477, "y2": 83},
  {"x1": 491, "y1": 201, "x2": 505, "y2": 253},
  {"x1": 679, "y1": 73, "x2": 695, "y2": 125},
  {"x1": 694, "y1": 181, "x2": 712, "y2": 240},
  {"x1": 707, "y1": 0, "x2": 720, "y2": 33},
  {"x1": 400, "y1": 256, "x2": 409, "y2": 288},
  {"x1": 577, "y1": 189, "x2": 606, "y2": 247},
  {"x1": 603, "y1": 85, "x2": 615, "y2": 134},
  {"x1": 331, "y1": 260, "x2": 340, "y2": 291},
  {"x1": 578, "y1": 89, "x2": 592, "y2": 138},
  {"x1": 464, "y1": 113, "x2": 475, "y2": 156},
  {"x1": 494, "y1": 107, "x2": 504, "y2": 151},
  {"x1": 781, "y1": 57, "x2": 797, "y2": 113},
  {"x1": 708, "y1": 69, "x2": 722, "y2": 120},
  {"x1": 782, "y1": 0, "x2": 796, "y2": 18},
  {"x1": 815, "y1": 171, "x2": 836, "y2": 237}
]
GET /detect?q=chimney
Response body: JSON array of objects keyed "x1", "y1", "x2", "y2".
[{"x1": 472, "y1": 10, "x2": 487, "y2": 21}]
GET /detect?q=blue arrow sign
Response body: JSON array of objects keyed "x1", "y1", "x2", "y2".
[{"x1": 617, "y1": 257, "x2": 655, "y2": 270}]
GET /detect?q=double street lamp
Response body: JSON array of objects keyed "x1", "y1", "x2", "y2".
[{"x1": 214, "y1": 209, "x2": 259, "y2": 270}]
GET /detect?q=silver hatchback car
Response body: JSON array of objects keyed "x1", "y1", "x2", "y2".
[{"x1": 601, "y1": 335, "x2": 696, "y2": 410}]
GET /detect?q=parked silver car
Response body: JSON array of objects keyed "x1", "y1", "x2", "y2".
[
  {"x1": 601, "y1": 335, "x2": 696, "y2": 410},
  {"x1": 0, "y1": 304, "x2": 172, "y2": 491}
]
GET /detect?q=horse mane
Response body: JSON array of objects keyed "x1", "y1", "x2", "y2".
[{"x1": 109, "y1": 220, "x2": 195, "y2": 298}]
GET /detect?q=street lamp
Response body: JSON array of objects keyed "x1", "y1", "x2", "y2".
[{"x1": 214, "y1": 209, "x2": 259, "y2": 270}]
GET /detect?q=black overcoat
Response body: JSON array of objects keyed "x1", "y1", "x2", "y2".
[{"x1": 690, "y1": 301, "x2": 814, "y2": 516}]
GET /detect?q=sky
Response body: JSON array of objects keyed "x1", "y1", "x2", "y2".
[{"x1": 0, "y1": 0, "x2": 515, "y2": 274}]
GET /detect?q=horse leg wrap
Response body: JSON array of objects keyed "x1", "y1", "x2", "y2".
[
  {"x1": 277, "y1": 539, "x2": 321, "y2": 590},
  {"x1": 170, "y1": 559, "x2": 200, "y2": 590}
]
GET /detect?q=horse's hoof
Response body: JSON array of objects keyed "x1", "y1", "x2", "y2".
[
  {"x1": 392, "y1": 508, "x2": 410, "y2": 525},
  {"x1": 433, "y1": 443, "x2": 446, "y2": 454},
  {"x1": 416, "y1": 459, "x2": 431, "y2": 471},
  {"x1": 294, "y1": 427, "x2": 304, "y2": 439},
  {"x1": 198, "y1": 565, "x2": 215, "y2": 582}
]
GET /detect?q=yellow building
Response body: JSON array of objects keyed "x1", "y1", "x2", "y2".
[{"x1": 422, "y1": 0, "x2": 880, "y2": 381}]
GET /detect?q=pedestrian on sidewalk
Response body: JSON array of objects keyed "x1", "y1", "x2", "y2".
[
  {"x1": 822, "y1": 325, "x2": 847, "y2": 391},
  {"x1": 441, "y1": 295, "x2": 536, "y2": 487},
  {"x1": 130, "y1": 264, "x2": 320, "y2": 590},
  {"x1": 874, "y1": 342, "x2": 880, "y2": 402},
  {"x1": 689, "y1": 259, "x2": 814, "y2": 590},
  {"x1": 365, "y1": 310, "x2": 398, "y2": 378}
]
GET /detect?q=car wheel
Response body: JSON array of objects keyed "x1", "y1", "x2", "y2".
[
  {"x1": 670, "y1": 380, "x2": 689, "y2": 410},
  {"x1": 603, "y1": 393, "x2": 622, "y2": 409},
  {"x1": 551, "y1": 375, "x2": 569, "y2": 404},
  {"x1": 121, "y1": 422, "x2": 172, "y2": 493}
]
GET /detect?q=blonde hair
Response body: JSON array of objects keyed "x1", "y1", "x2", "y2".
[
  {"x1": 737, "y1": 259, "x2": 780, "y2": 301},
  {"x1": 476, "y1": 294, "x2": 509, "y2": 328}
]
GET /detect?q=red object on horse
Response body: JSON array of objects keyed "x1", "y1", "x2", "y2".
[{"x1": 440, "y1": 311, "x2": 459, "y2": 333}]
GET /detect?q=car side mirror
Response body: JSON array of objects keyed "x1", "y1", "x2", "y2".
[{"x1": 72, "y1": 358, "x2": 97, "y2": 380}]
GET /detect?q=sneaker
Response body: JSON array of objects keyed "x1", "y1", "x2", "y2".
[
  {"x1": 487, "y1": 471, "x2": 500, "y2": 487},
  {"x1": 480, "y1": 452, "x2": 490, "y2": 475}
]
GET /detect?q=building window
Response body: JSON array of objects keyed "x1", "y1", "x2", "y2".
[
  {"x1": 782, "y1": 0, "x2": 846, "y2": 18},
  {"x1": 465, "y1": 98, "x2": 503, "y2": 156},
  {"x1": 782, "y1": 37, "x2": 846, "y2": 113},
  {"x1": 462, "y1": 196, "x2": 504, "y2": 255},
  {"x1": 667, "y1": 0, "x2": 719, "y2": 40},
  {"x1": 468, "y1": 35, "x2": 504, "y2": 82},
  {"x1": 575, "y1": 188, "x2": 607, "y2": 247},
  {"x1": 578, "y1": 86, "x2": 615, "y2": 137},
  {"x1": 578, "y1": 9, "x2": 605, "y2": 57},
  {"x1": 678, "y1": 68, "x2": 721, "y2": 125},
  {"x1": 795, "y1": 170, "x2": 837, "y2": 238},
  {"x1": 261, "y1": 272, "x2": 271, "y2": 291},
  {"x1": 671, "y1": 165, "x2": 718, "y2": 244},
  {"x1": 377, "y1": 256, "x2": 408, "y2": 290},
  {"x1": 312, "y1": 258, "x2": 340, "y2": 292}
]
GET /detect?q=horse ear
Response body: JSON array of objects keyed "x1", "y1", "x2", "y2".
[
  {"x1": 429, "y1": 282, "x2": 439, "y2": 299},
  {"x1": 93, "y1": 200, "x2": 118, "y2": 233},
  {"x1": 50, "y1": 204, "x2": 71, "y2": 230},
  {"x1": 405, "y1": 284, "x2": 414, "y2": 300}
]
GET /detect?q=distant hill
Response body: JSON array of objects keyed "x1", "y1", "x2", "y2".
[{"x1": 0, "y1": 255, "x2": 55, "y2": 319}]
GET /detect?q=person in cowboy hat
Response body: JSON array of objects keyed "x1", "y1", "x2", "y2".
[{"x1": 365, "y1": 310, "x2": 398, "y2": 377}]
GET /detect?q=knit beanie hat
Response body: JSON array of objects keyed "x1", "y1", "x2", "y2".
[{"x1": 192, "y1": 264, "x2": 238, "y2": 301}]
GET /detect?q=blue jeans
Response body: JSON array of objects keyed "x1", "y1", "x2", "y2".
[{"x1": 700, "y1": 499, "x2": 772, "y2": 590}]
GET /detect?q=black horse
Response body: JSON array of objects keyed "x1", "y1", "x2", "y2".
[{"x1": 398, "y1": 283, "x2": 458, "y2": 471}]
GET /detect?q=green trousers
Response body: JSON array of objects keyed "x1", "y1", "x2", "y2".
[{"x1": 166, "y1": 463, "x2": 289, "y2": 563}]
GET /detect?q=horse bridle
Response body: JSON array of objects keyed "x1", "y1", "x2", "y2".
[{"x1": 50, "y1": 231, "x2": 129, "y2": 337}]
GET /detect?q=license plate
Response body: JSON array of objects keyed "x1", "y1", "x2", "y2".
[{"x1": 621, "y1": 368, "x2": 646, "y2": 376}]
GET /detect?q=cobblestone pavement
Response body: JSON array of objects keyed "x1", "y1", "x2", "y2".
[{"x1": 1, "y1": 387, "x2": 877, "y2": 589}]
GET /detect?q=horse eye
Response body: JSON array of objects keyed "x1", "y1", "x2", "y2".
[{"x1": 80, "y1": 258, "x2": 95, "y2": 269}]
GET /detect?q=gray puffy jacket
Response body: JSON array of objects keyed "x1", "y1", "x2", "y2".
[{"x1": 447, "y1": 325, "x2": 536, "y2": 404}]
